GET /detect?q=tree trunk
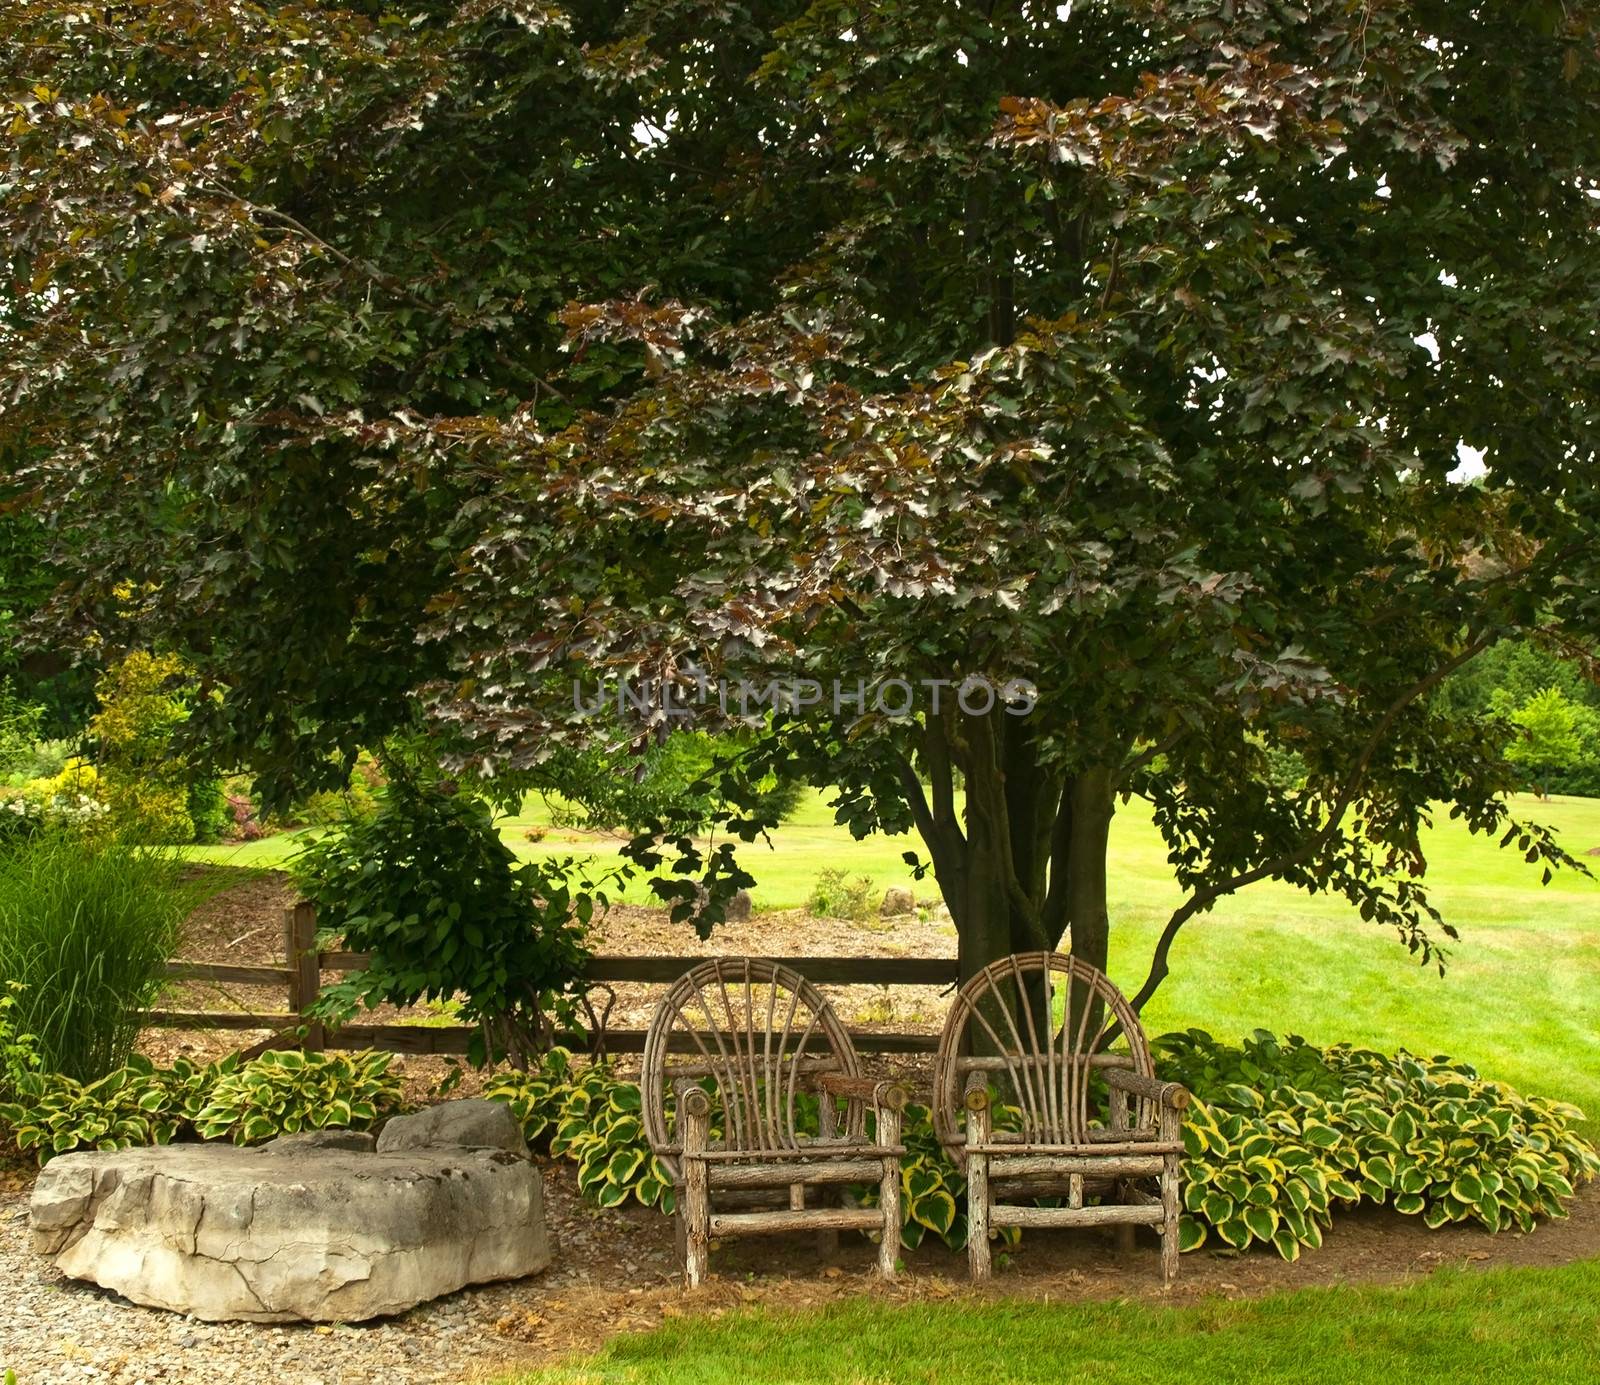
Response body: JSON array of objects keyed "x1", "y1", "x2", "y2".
[{"x1": 921, "y1": 710, "x2": 1118, "y2": 989}]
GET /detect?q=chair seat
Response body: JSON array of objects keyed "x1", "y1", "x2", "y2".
[
  {"x1": 675, "y1": 1137, "x2": 902, "y2": 1162},
  {"x1": 967, "y1": 1140, "x2": 1181, "y2": 1157}
]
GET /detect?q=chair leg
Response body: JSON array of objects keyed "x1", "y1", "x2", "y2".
[
  {"x1": 681, "y1": 1089, "x2": 712, "y2": 1289},
  {"x1": 1114, "y1": 1180, "x2": 1136, "y2": 1255},
  {"x1": 1160, "y1": 1152, "x2": 1180, "y2": 1285},
  {"x1": 966, "y1": 1094, "x2": 992, "y2": 1281},
  {"x1": 967, "y1": 1155, "x2": 991, "y2": 1280},
  {"x1": 877, "y1": 1105, "x2": 901, "y2": 1279},
  {"x1": 683, "y1": 1167, "x2": 709, "y2": 1289},
  {"x1": 811, "y1": 1185, "x2": 839, "y2": 1262}
]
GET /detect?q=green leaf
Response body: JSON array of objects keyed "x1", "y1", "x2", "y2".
[{"x1": 1178, "y1": 1216, "x2": 1207, "y2": 1252}]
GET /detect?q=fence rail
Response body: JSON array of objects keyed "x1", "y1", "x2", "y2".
[{"x1": 151, "y1": 904, "x2": 958, "y2": 1058}]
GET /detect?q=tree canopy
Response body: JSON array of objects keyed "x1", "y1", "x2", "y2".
[{"x1": 3, "y1": 0, "x2": 1597, "y2": 997}]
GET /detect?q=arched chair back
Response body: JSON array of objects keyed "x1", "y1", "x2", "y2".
[
  {"x1": 932, "y1": 950, "x2": 1156, "y2": 1152},
  {"x1": 642, "y1": 957, "x2": 863, "y2": 1176}
]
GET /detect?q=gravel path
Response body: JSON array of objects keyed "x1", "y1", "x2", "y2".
[{"x1": 0, "y1": 1161, "x2": 679, "y2": 1385}]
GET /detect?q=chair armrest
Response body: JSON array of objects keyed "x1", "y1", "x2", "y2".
[
  {"x1": 818, "y1": 1072, "x2": 910, "y2": 1112},
  {"x1": 676, "y1": 1084, "x2": 714, "y2": 1120},
  {"x1": 1105, "y1": 1068, "x2": 1191, "y2": 1110}
]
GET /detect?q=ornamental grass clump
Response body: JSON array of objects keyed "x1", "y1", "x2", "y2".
[{"x1": 0, "y1": 833, "x2": 191, "y2": 1080}]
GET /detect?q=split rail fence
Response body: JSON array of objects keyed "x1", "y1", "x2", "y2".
[{"x1": 149, "y1": 903, "x2": 959, "y2": 1058}]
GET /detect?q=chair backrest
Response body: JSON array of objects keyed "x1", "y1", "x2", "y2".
[
  {"x1": 642, "y1": 957, "x2": 861, "y2": 1165},
  {"x1": 932, "y1": 951, "x2": 1156, "y2": 1150}
]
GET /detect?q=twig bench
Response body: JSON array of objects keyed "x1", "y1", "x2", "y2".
[
  {"x1": 642, "y1": 957, "x2": 908, "y2": 1287},
  {"x1": 933, "y1": 951, "x2": 1189, "y2": 1282}
]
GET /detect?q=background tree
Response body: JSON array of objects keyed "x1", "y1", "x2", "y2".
[
  {"x1": 1501, "y1": 689, "x2": 1600, "y2": 801},
  {"x1": 3, "y1": 1, "x2": 1597, "y2": 1001}
]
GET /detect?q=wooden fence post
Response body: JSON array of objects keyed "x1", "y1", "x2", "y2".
[{"x1": 284, "y1": 901, "x2": 326, "y2": 1052}]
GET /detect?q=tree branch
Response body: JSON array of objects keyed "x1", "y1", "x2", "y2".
[
  {"x1": 230, "y1": 194, "x2": 575, "y2": 407},
  {"x1": 1124, "y1": 634, "x2": 1496, "y2": 1017}
]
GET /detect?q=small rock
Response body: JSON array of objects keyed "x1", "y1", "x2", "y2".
[
  {"x1": 880, "y1": 886, "x2": 915, "y2": 917},
  {"x1": 376, "y1": 1100, "x2": 528, "y2": 1157},
  {"x1": 261, "y1": 1130, "x2": 377, "y2": 1155}
]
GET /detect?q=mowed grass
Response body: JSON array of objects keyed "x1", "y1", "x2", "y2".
[
  {"x1": 188, "y1": 791, "x2": 1600, "y2": 1130},
  {"x1": 508, "y1": 1258, "x2": 1600, "y2": 1385}
]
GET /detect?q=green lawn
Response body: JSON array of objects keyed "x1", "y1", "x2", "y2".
[
  {"x1": 507, "y1": 1258, "x2": 1600, "y2": 1384},
  {"x1": 187, "y1": 791, "x2": 1600, "y2": 1130}
]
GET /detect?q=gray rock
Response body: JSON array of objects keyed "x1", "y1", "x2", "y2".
[
  {"x1": 880, "y1": 885, "x2": 915, "y2": 917},
  {"x1": 725, "y1": 888, "x2": 753, "y2": 923},
  {"x1": 29, "y1": 1143, "x2": 550, "y2": 1322},
  {"x1": 261, "y1": 1129, "x2": 377, "y2": 1154},
  {"x1": 375, "y1": 1099, "x2": 527, "y2": 1156}
]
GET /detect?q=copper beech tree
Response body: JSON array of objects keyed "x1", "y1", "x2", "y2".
[{"x1": 2, "y1": 1, "x2": 1597, "y2": 999}]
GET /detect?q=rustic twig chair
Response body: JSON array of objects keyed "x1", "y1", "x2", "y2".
[
  {"x1": 642, "y1": 957, "x2": 909, "y2": 1287},
  {"x1": 932, "y1": 951, "x2": 1190, "y2": 1282}
]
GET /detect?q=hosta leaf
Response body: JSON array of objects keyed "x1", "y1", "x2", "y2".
[
  {"x1": 607, "y1": 1148, "x2": 645, "y2": 1184},
  {"x1": 1243, "y1": 1206, "x2": 1279, "y2": 1242},
  {"x1": 912, "y1": 1189, "x2": 956, "y2": 1235},
  {"x1": 1271, "y1": 1228, "x2": 1302, "y2": 1261},
  {"x1": 1215, "y1": 1218, "x2": 1251, "y2": 1249},
  {"x1": 1300, "y1": 1121, "x2": 1340, "y2": 1149},
  {"x1": 1178, "y1": 1216, "x2": 1207, "y2": 1252}
]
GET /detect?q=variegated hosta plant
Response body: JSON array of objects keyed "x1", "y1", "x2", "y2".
[
  {"x1": 1159, "y1": 1030, "x2": 1600, "y2": 1260},
  {"x1": 191, "y1": 1049, "x2": 403, "y2": 1145},
  {"x1": 481, "y1": 1046, "x2": 577, "y2": 1146},
  {"x1": 545, "y1": 1061, "x2": 677, "y2": 1214}
]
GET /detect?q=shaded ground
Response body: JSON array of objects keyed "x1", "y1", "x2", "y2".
[{"x1": 4, "y1": 866, "x2": 1591, "y2": 1383}]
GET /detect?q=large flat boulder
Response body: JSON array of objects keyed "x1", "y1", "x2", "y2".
[{"x1": 29, "y1": 1141, "x2": 550, "y2": 1322}]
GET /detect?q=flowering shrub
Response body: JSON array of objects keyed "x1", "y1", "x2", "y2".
[{"x1": 1, "y1": 758, "x2": 110, "y2": 838}]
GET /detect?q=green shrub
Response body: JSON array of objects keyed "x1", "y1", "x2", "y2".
[
  {"x1": 89, "y1": 651, "x2": 200, "y2": 843},
  {"x1": 186, "y1": 778, "x2": 230, "y2": 844},
  {"x1": 293, "y1": 775, "x2": 601, "y2": 1067},
  {"x1": 0, "y1": 834, "x2": 190, "y2": 1079},
  {"x1": 284, "y1": 751, "x2": 385, "y2": 827},
  {"x1": 0, "y1": 679, "x2": 43, "y2": 780},
  {"x1": 192, "y1": 1049, "x2": 403, "y2": 1144},
  {"x1": 7, "y1": 737, "x2": 74, "y2": 785},
  {"x1": 1157, "y1": 1030, "x2": 1600, "y2": 1259},
  {"x1": 808, "y1": 867, "x2": 877, "y2": 921}
]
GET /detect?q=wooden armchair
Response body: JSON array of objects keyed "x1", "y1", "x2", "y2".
[
  {"x1": 932, "y1": 951, "x2": 1190, "y2": 1282},
  {"x1": 642, "y1": 957, "x2": 909, "y2": 1287}
]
